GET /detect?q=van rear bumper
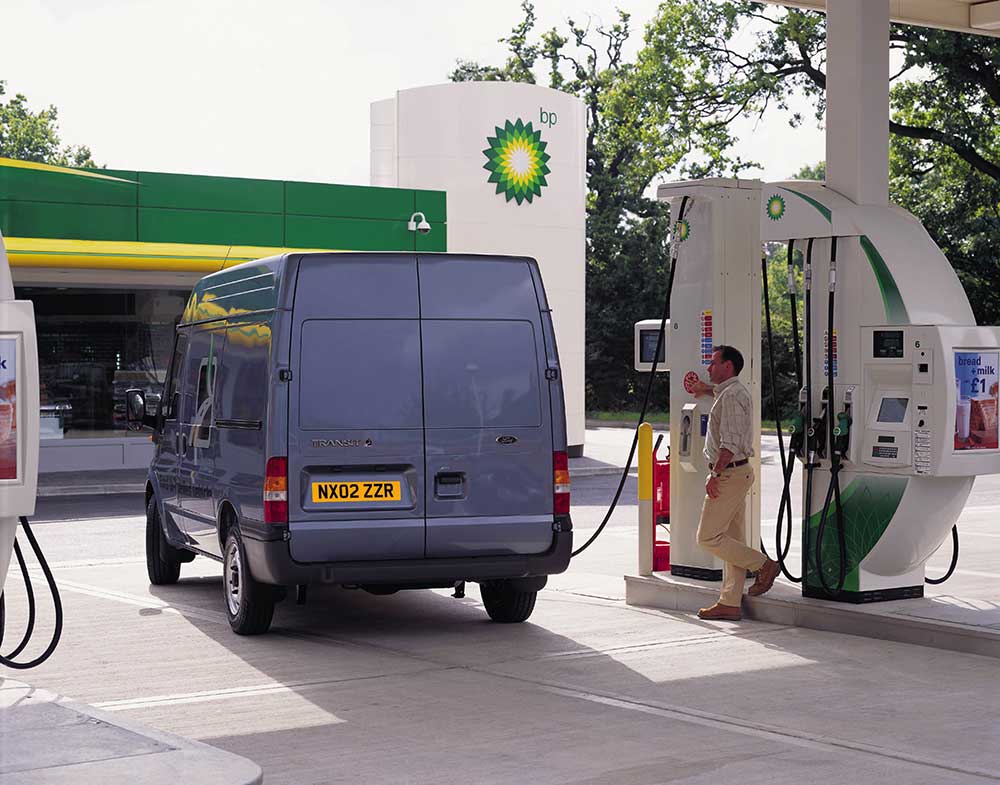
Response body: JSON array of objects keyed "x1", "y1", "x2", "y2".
[{"x1": 243, "y1": 519, "x2": 573, "y2": 587}]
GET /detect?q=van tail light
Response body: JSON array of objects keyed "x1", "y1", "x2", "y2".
[
  {"x1": 264, "y1": 456, "x2": 288, "y2": 524},
  {"x1": 553, "y1": 451, "x2": 570, "y2": 515}
]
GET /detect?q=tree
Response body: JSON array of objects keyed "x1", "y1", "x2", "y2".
[
  {"x1": 0, "y1": 81, "x2": 97, "y2": 167},
  {"x1": 684, "y1": 7, "x2": 1000, "y2": 326}
]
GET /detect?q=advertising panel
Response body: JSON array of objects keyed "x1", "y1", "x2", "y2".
[
  {"x1": 955, "y1": 350, "x2": 999, "y2": 451},
  {"x1": 0, "y1": 337, "x2": 16, "y2": 478}
]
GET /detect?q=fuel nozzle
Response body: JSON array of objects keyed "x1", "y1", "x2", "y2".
[
  {"x1": 809, "y1": 388, "x2": 830, "y2": 461},
  {"x1": 788, "y1": 387, "x2": 807, "y2": 459},
  {"x1": 833, "y1": 388, "x2": 853, "y2": 458}
]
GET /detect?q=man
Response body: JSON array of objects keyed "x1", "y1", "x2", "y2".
[{"x1": 691, "y1": 345, "x2": 779, "y2": 621}]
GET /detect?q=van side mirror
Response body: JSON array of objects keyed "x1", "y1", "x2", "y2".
[{"x1": 125, "y1": 388, "x2": 156, "y2": 431}]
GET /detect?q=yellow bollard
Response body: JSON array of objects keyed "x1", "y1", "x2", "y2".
[{"x1": 638, "y1": 422, "x2": 653, "y2": 576}]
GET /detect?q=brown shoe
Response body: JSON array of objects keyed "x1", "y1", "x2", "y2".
[
  {"x1": 747, "y1": 558, "x2": 780, "y2": 596},
  {"x1": 697, "y1": 603, "x2": 742, "y2": 621}
]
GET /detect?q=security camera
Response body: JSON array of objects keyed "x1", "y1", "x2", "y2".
[{"x1": 408, "y1": 212, "x2": 432, "y2": 235}]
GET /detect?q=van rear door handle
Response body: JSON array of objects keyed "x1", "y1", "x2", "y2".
[{"x1": 434, "y1": 472, "x2": 465, "y2": 499}]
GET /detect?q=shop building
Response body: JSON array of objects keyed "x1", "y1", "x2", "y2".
[{"x1": 0, "y1": 157, "x2": 446, "y2": 473}]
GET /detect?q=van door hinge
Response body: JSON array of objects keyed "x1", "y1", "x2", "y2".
[
  {"x1": 545, "y1": 368, "x2": 559, "y2": 381},
  {"x1": 278, "y1": 369, "x2": 293, "y2": 382}
]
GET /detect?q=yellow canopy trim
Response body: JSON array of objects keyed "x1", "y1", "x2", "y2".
[
  {"x1": 0, "y1": 157, "x2": 139, "y2": 184},
  {"x1": 4, "y1": 237, "x2": 339, "y2": 272}
]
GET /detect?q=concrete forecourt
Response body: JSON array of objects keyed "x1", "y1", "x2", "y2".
[{"x1": 5, "y1": 427, "x2": 1000, "y2": 784}]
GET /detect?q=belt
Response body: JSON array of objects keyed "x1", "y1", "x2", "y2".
[{"x1": 725, "y1": 458, "x2": 750, "y2": 469}]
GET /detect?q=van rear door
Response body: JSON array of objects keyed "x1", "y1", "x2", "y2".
[
  {"x1": 419, "y1": 256, "x2": 554, "y2": 557},
  {"x1": 287, "y1": 255, "x2": 425, "y2": 562}
]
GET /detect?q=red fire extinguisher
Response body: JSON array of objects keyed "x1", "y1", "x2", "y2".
[{"x1": 652, "y1": 434, "x2": 670, "y2": 571}]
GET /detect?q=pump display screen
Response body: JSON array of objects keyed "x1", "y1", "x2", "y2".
[
  {"x1": 877, "y1": 397, "x2": 909, "y2": 424},
  {"x1": 639, "y1": 329, "x2": 665, "y2": 364},
  {"x1": 0, "y1": 338, "x2": 16, "y2": 480},
  {"x1": 955, "y1": 350, "x2": 999, "y2": 451},
  {"x1": 873, "y1": 330, "x2": 905, "y2": 359}
]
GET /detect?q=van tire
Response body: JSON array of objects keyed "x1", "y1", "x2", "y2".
[
  {"x1": 146, "y1": 496, "x2": 182, "y2": 585},
  {"x1": 223, "y1": 525, "x2": 275, "y2": 635},
  {"x1": 480, "y1": 580, "x2": 537, "y2": 623}
]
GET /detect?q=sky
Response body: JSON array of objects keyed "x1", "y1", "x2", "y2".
[{"x1": 0, "y1": 0, "x2": 826, "y2": 186}]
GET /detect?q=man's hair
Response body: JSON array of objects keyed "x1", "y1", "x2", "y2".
[{"x1": 713, "y1": 345, "x2": 744, "y2": 376}]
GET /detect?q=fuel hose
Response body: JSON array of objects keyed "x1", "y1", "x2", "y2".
[
  {"x1": 925, "y1": 525, "x2": 959, "y2": 585},
  {"x1": 572, "y1": 196, "x2": 690, "y2": 558},
  {"x1": 814, "y1": 238, "x2": 849, "y2": 596},
  {"x1": 761, "y1": 244, "x2": 801, "y2": 582},
  {"x1": 0, "y1": 516, "x2": 63, "y2": 669}
]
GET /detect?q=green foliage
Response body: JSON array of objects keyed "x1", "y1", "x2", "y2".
[
  {"x1": 0, "y1": 80, "x2": 97, "y2": 166},
  {"x1": 793, "y1": 161, "x2": 825, "y2": 182},
  {"x1": 762, "y1": 244, "x2": 803, "y2": 421},
  {"x1": 886, "y1": 31, "x2": 1000, "y2": 324},
  {"x1": 688, "y1": 9, "x2": 1000, "y2": 325}
]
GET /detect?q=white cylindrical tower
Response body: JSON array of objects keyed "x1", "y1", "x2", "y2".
[{"x1": 372, "y1": 82, "x2": 587, "y2": 454}]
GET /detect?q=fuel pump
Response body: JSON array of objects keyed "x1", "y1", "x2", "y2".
[
  {"x1": 0, "y1": 228, "x2": 61, "y2": 668},
  {"x1": 635, "y1": 179, "x2": 763, "y2": 581},
  {"x1": 636, "y1": 177, "x2": 1000, "y2": 605}
]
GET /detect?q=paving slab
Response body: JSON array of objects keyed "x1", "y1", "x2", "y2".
[
  {"x1": 0, "y1": 678, "x2": 261, "y2": 785},
  {"x1": 626, "y1": 572, "x2": 1000, "y2": 659}
]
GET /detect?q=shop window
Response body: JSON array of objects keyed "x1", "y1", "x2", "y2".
[{"x1": 16, "y1": 287, "x2": 189, "y2": 439}]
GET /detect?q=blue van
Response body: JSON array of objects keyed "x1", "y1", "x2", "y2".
[{"x1": 127, "y1": 253, "x2": 572, "y2": 634}]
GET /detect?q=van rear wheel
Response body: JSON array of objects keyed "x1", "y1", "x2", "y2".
[
  {"x1": 146, "y1": 496, "x2": 182, "y2": 585},
  {"x1": 223, "y1": 525, "x2": 275, "y2": 635},
  {"x1": 480, "y1": 580, "x2": 537, "y2": 623}
]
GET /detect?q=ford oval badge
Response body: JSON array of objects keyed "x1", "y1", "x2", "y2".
[{"x1": 496, "y1": 435, "x2": 518, "y2": 446}]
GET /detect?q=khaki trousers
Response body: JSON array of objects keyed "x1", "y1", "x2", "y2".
[{"x1": 696, "y1": 465, "x2": 766, "y2": 607}]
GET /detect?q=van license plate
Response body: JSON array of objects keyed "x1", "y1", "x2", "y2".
[{"x1": 311, "y1": 481, "x2": 402, "y2": 503}]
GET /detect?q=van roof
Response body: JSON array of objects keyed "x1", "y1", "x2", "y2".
[{"x1": 179, "y1": 252, "x2": 541, "y2": 327}]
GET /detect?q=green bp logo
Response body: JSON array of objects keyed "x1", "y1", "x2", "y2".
[
  {"x1": 766, "y1": 194, "x2": 786, "y2": 221},
  {"x1": 482, "y1": 119, "x2": 551, "y2": 205},
  {"x1": 676, "y1": 218, "x2": 691, "y2": 242}
]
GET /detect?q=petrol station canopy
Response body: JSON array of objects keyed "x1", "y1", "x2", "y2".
[{"x1": 763, "y1": 0, "x2": 1000, "y2": 36}]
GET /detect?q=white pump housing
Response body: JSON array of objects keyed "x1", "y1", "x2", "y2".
[{"x1": 0, "y1": 229, "x2": 40, "y2": 593}]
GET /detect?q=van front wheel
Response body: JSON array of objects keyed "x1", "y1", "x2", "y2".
[
  {"x1": 480, "y1": 580, "x2": 537, "y2": 623},
  {"x1": 223, "y1": 526, "x2": 275, "y2": 635},
  {"x1": 146, "y1": 496, "x2": 182, "y2": 585}
]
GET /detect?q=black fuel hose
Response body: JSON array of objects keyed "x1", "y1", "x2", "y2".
[
  {"x1": 763, "y1": 245, "x2": 802, "y2": 582},
  {"x1": 925, "y1": 525, "x2": 959, "y2": 585},
  {"x1": 0, "y1": 516, "x2": 63, "y2": 669},
  {"x1": 814, "y1": 238, "x2": 848, "y2": 596},
  {"x1": 801, "y1": 239, "x2": 817, "y2": 582},
  {"x1": 776, "y1": 240, "x2": 803, "y2": 578},
  {"x1": 0, "y1": 540, "x2": 36, "y2": 657},
  {"x1": 572, "y1": 196, "x2": 690, "y2": 559},
  {"x1": 789, "y1": 241, "x2": 803, "y2": 397}
]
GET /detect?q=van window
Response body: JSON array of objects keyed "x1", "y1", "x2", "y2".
[
  {"x1": 161, "y1": 332, "x2": 188, "y2": 421},
  {"x1": 294, "y1": 256, "x2": 419, "y2": 319},
  {"x1": 422, "y1": 320, "x2": 541, "y2": 429},
  {"x1": 298, "y1": 319, "x2": 422, "y2": 430},
  {"x1": 192, "y1": 356, "x2": 218, "y2": 448},
  {"x1": 217, "y1": 323, "x2": 270, "y2": 423}
]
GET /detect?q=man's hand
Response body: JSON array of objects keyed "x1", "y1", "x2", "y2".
[
  {"x1": 706, "y1": 475, "x2": 720, "y2": 499},
  {"x1": 691, "y1": 380, "x2": 714, "y2": 397}
]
